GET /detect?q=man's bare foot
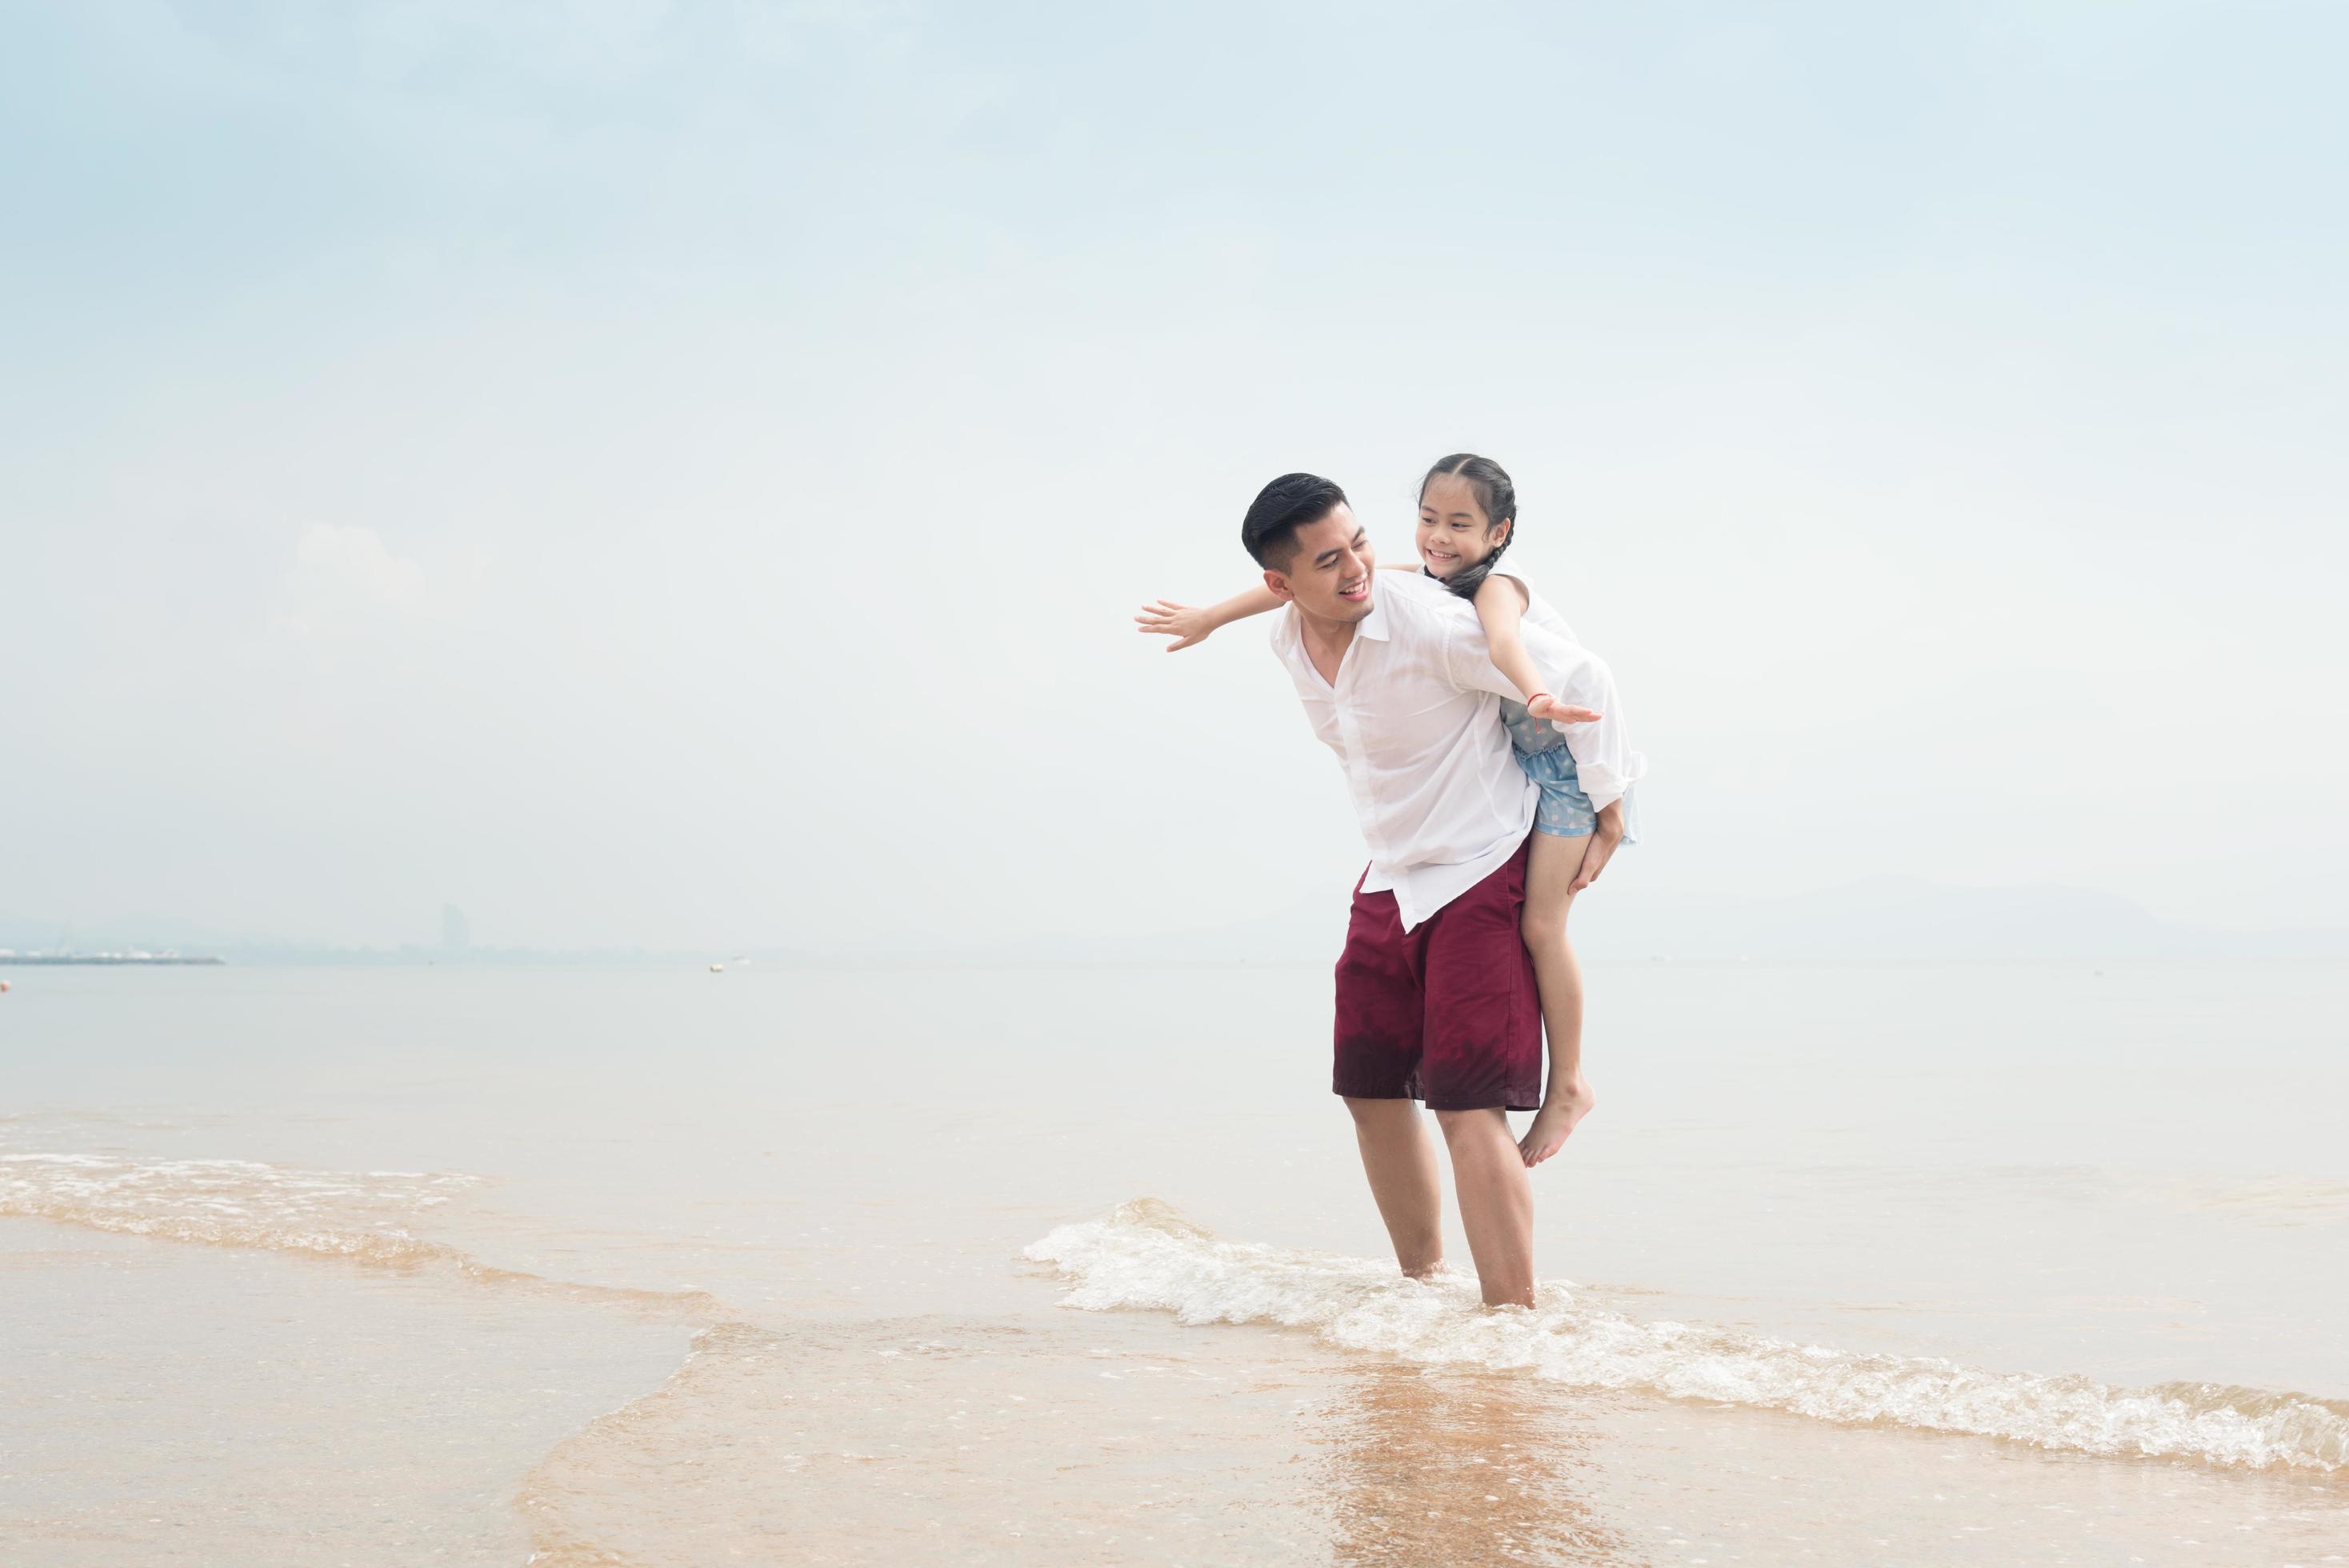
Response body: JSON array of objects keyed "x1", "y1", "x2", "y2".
[{"x1": 1519, "y1": 1076, "x2": 1595, "y2": 1167}]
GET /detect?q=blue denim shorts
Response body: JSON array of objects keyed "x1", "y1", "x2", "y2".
[{"x1": 1497, "y1": 699, "x2": 1624, "y2": 841}]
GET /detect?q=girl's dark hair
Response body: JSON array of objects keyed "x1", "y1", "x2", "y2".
[{"x1": 1419, "y1": 453, "x2": 1518, "y2": 602}]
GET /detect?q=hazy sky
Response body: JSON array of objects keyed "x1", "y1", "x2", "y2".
[{"x1": 6, "y1": 0, "x2": 2345, "y2": 952}]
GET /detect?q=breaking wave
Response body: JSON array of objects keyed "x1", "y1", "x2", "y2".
[
  {"x1": 1, "y1": 1152, "x2": 480, "y2": 1266},
  {"x1": 1026, "y1": 1199, "x2": 2349, "y2": 1474},
  {"x1": 0, "y1": 1151, "x2": 717, "y2": 1315}
]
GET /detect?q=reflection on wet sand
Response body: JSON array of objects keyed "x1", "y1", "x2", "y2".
[
  {"x1": 1306, "y1": 1358, "x2": 1633, "y2": 1566},
  {"x1": 515, "y1": 1308, "x2": 1640, "y2": 1566},
  {"x1": 517, "y1": 1312, "x2": 1350, "y2": 1565}
]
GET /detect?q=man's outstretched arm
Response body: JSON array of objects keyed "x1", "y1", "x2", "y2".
[{"x1": 1134, "y1": 584, "x2": 1279, "y2": 651}]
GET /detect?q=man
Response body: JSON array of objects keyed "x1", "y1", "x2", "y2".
[{"x1": 1243, "y1": 472, "x2": 1640, "y2": 1308}]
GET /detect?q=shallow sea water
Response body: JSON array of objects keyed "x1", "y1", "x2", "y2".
[{"x1": 2, "y1": 961, "x2": 2344, "y2": 1563}]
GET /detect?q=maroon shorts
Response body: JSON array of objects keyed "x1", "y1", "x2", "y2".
[{"x1": 1331, "y1": 838, "x2": 1543, "y2": 1112}]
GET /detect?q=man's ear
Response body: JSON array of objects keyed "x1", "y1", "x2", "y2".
[{"x1": 1263, "y1": 568, "x2": 1296, "y2": 604}]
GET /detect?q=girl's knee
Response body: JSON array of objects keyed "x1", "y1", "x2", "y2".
[{"x1": 1521, "y1": 908, "x2": 1570, "y2": 950}]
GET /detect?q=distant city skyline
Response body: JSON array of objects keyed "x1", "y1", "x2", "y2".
[
  {"x1": 3, "y1": 870, "x2": 2339, "y2": 966},
  {"x1": 4, "y1": 3, "x2": 2344, "y2": 952}
]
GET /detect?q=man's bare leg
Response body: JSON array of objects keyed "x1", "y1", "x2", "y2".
[
  {"x1": 1436, "y1": 1107, "x2": 1536, "y2": 1306},
  {"x1": 1518, "y1": 830, "x2": 1594, "y2": 1167},
  {"x1": 1344, "y1": 1096, "x2": 1444, "y2": 1278}
]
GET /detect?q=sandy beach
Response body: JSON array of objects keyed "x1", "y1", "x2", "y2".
[
  {"x1": 14, "y1": 2, "x2": 2349, "y2": 1560},
  {"x1": 3, "y1": 961, "x2": 2344, "y2": 1563}
]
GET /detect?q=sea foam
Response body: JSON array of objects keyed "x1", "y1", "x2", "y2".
[
  {"x1": 1026, "y1": 1198, "x2": 2349, "y2": 1473},
  {"x1": 0, "y1": 1151, "x2": 478, "y2": 1266},
  {"x1": 0, "y1": 1149, "x2": 722, "y2": 1314}
]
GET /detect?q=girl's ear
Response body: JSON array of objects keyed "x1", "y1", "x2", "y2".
[{"x1": 1491, "y1": 518, "x2": 1514, "y2": 549}]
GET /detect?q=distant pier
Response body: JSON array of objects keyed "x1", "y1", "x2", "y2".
[{"x1": 0, "y1": 954, "x2": 225, "y2": 966}]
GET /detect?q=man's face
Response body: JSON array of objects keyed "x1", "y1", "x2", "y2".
[{"x1": 1265, "y1": 502, "x2": 1376, "y2": 622}]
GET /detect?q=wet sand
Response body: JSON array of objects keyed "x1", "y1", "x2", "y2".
[{"x1": 2, "y1": 962, "x2": 2344, "y2": 1562}]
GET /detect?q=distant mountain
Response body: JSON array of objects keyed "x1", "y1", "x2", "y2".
[
  {"x1": 938, "y1": 876, "x2": 2347, "y2": 966},
  {"x1": 1580, "y1": 876, "x2": 2345, "y2": 962},
  {"x1": 6, "y1": 879, "x2": 2337, "y2": 967}
]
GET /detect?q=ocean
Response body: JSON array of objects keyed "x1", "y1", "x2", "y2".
[{"x1": 2, "y1": 960, "x2": 2344, "y2": 1564}]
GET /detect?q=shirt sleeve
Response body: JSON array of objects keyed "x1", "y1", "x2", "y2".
[{"x1": 1443, "y1": 614, "x2": 1647, "y2": 812}]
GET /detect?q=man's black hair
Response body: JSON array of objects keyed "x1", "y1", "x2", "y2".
[{"x1": 1241, "y1": 472, "x2": 1349, "y2": 570}]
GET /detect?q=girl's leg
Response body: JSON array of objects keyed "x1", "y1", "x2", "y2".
[{"x1": 1518, "y1": 831, "x2": 1594, "y2": 1168}]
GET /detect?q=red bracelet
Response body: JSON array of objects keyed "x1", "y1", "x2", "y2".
[{"x1": 1527, "y1": 692, "x2": 1550, "y2": 706}]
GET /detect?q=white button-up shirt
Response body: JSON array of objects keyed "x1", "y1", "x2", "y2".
[{"x1": 1270, "y1": 570, "x2": 1645, "y2": 932}]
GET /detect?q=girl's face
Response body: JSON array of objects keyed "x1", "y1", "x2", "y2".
[{"x1": 1415, "y1": 473, "x2": 1512, "y2": 578}]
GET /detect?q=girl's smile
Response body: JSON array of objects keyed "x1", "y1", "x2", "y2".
[{"x1": 1416, "y1": 470, "x2": 1512, "y2": 578}]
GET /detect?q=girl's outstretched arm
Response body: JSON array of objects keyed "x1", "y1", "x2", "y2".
[{"x1": 1471, "y1": 574, "x2": 1559, "y2": 709}]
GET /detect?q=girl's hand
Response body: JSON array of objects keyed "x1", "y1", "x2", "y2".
[
  {"x1": 1527, "y1": 693, "x2": 1603, "y2": 725},
  {"x1": 1134, "y1": 600, "x2": 1217, "y2": 652}
]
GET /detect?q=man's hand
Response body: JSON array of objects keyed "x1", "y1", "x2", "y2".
[
  {"x1": 1527, "y1": 693, "x2": 1602, "y2": 726},
  {"x1": 1134, "y1": 600, "x2": 1217, "y2": 652},
  {"x1": 1569, "y1": 801, "x2": 1627, "y2": 894}
]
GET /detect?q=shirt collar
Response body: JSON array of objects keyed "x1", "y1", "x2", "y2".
[
  {"x1": 1355, "y1": 574, "x2": 1395, "y2": 642},
  {"x1": 1272, "y1": 581, "x2": 1391, "y2": 657}
]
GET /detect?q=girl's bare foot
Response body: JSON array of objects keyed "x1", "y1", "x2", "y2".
[{"x1": 1519, "y1": 1075, "x2": 1595, "y2": 1167}]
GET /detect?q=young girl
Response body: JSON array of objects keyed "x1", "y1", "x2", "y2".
[{"x1": 1135, "y1": 453, "x2": 1631, "y2": 1169}]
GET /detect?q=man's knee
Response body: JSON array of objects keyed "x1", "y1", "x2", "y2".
[
  {"x1": 1344, "y1": 1094, "x2": 1407, "y2": 1128},
  {"x1": 1434, "y1": 1106, "x2": 1504, "y2": 1141}
]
